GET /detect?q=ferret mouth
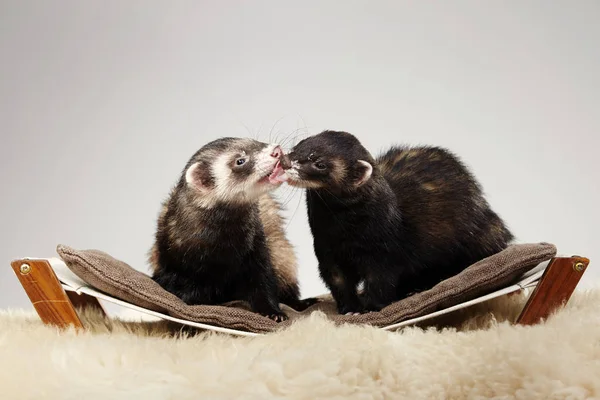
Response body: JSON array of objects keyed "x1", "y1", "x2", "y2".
[{"x1": 263, "y1": 161, "x2": 288, "y2": 184}]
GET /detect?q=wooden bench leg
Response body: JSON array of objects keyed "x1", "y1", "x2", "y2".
[
  {"x1": 10, "y1": 259, "x2": 95, "y2": 329},
  {"x1": 516, "y1": 256, "x2": 589, "y2": 325}
]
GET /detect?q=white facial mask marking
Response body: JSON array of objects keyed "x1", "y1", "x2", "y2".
[
  {"x1": 189, "y1": 141, "x2": 283, "y2": 208},
  {"x1": 214, "y1": 144, "x2": 281, "y2": 202}
]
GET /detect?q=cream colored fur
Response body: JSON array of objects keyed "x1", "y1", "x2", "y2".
[{"x1": 1, "y1": 288, "x2": 600, "y2": 399}]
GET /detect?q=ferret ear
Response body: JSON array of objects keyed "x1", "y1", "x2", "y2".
[
  {"x1": 185, "y1": 162, "x2": 212, "y2": 191},
  {"x1": 354, "y1": 160, "x2": 373, "y2": 187}
]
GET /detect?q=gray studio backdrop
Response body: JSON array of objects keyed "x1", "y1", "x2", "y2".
[{"x1": 1, "y1": 1, "x2": 598, "y2": 313}]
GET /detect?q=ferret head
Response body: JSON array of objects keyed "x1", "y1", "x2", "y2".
[
  {"x1": 182, "y1": 137, "x2": 287, "y2": 206},
  {"x1": 279, "y1": 130, "x2": 375, "y2": 192}
]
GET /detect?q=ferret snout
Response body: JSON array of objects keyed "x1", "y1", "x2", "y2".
[
  {"x1": 270, "y1": 145, "x2": 283, "y2": 159},
  {"x1": 279, "y1": 153, "x2": 292, "y2": 169}
]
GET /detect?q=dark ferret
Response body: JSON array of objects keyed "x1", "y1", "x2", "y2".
[
  {"x1": 148, "y1": 137, "x2": 314, "y2": 322},
  {"x1": 279, "y1": 130, "x2": 514, "y2": 314}
]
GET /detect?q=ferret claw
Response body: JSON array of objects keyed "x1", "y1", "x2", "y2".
[{"x1": 268, "y1": 313, "x2": 288, "y2": 322}]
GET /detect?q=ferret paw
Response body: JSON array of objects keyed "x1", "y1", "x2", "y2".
[
  {"x1": 337, "y1": 303, "x2": 364, "y2": 315},
  {"x1": 266, "y1": 312, "x2": 288, "y2": 323}
]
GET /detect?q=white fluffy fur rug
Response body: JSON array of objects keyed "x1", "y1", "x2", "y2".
[{"x1": 1, "y1": 288, "x2": 600, "y2": 400}]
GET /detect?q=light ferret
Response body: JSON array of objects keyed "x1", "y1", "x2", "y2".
[
  {"x1": 279, "y1": 130, "x2": 514, "y2": 315},
  {"x1": 149, "y1": 137, "x2": 315, "y2": 322}
]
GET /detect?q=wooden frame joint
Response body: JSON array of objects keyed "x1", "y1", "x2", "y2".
[
  {"x1": 516, "y1": 255, "x2": 589, "y2": 325},
  {"x1": 11, "y1": 258, "x2": 85, "y2": 329}
]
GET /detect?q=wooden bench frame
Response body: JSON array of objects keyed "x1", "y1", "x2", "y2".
[{"x1": 9, "y1": 255, "x2": 590, "y2": 331}]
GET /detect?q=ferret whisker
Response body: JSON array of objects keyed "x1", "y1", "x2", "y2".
[
  {"x1": 273, "y1": 129, "x2": 285, "y2": 146},
  {"x1": 237, "y1": 118, "x2": 255, "y2": 140},
  {"x1": 284, "y1": 189, "x2": 303, "y2": 230},
  {"x1": 285, "y1": 113, "x2": 310, "y2": 149},
  {"x1": 255, "y1": 121, "x2": 265, "y2": 142},
  {"x1": 289, "y1": 130, "x2": 312, "y2": 148},
  {"x1": 279, "y1": 186, "x2": 298, "y2": 210},
  {"x1": 296, "y1": 113, "x2": 310, "y2": 135},
  {"x1": 278, "y1": 128, "x2": 305, "y2": 149},
  {"x1": 283, "y1": 189, "x2": 300, "y2": 211},
  {"x1": 268, "y1": 116, "x2": 286, "y2": 144},
  {"x1": 295, "y1": 131, "x2": 311, "y2": 145}
]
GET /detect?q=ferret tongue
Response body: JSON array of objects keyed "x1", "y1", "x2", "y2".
[{"x1": 268, "y1": 161, "x2": 288, "y2": 184}]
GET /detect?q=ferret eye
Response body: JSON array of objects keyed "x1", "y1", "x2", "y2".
[
  {"x1": 235, "y1": 158, "x2": 246, "y2": 166},
  {"x1": 314, "y1": 162, "x2": 327, "y2": 170}
]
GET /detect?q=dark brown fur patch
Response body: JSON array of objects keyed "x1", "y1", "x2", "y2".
[{"x1": 377, "y1": 145, "x2": 513, "y2": 254}]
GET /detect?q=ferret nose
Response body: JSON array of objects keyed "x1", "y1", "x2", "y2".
[
  {"x1": 270, "y1": 145, "x2": 283, "y2": 159},
  {"x1": 280, "y1": 154, "x2": 292, "y2": 169}
]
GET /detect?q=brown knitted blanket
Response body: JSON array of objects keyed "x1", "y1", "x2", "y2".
[{"x1": 57, "y1": 242, "x2": 556, "y2": 334}]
